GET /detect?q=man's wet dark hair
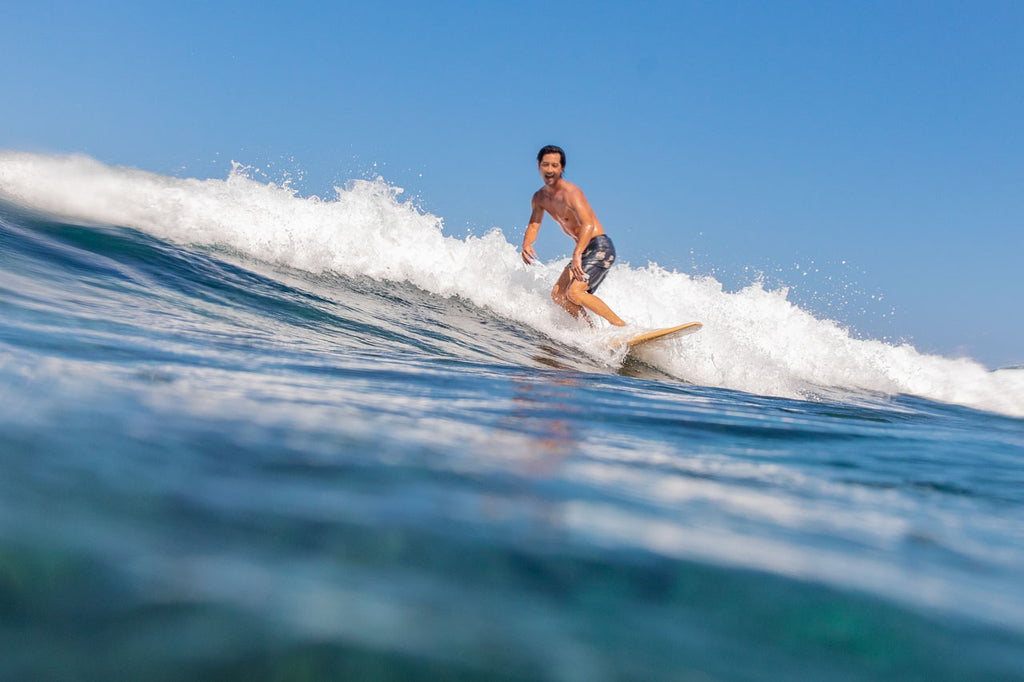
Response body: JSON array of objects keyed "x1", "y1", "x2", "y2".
[{"x1": 537, "y1": 145, "x2": 566, "y2": 168}]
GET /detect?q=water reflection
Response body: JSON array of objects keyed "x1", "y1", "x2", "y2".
[{"x1": 469, "y1": 372, "x2": 587, "y2": 538}]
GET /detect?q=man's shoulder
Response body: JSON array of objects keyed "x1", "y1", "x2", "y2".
[
  {"x1": 532, "y1": 186, "x2": 555, "y2": 206},
  {"x1": 560, "y1": 180, "x2": 588, "y2": 204}
]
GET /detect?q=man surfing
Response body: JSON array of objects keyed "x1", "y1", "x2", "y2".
[{"x1": 521, "y1": 145, "x2": 627, "y2": 327}]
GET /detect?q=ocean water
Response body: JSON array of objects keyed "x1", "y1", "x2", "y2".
[{"x1": 1, "y1": 151, "x2": 1023, "y2": 681}]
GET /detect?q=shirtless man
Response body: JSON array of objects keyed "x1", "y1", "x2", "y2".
[{"x1": 521, "y1": 145, "x2": 626, "y2": 327}]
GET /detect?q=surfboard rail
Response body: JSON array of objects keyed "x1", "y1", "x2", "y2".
[
  {"x1": 626, "y1": 321, "x2": 702, "y2": 347},
  {"x1": 608, "y1": 321, "x2": 703, "y2": 350}
]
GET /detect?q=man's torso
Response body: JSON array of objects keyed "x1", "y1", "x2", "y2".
[{"x1": 534, "y1": 181, "x2": 605, "y2": 242}]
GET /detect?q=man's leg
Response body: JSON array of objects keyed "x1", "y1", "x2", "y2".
[
  {"x1": 567, "y1": 279, "x2": 626, "y2": 326},
  {"x1": 551, "y1": 266, "x2": 589, "y2": 320}
]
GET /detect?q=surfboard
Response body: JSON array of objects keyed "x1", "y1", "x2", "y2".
[{"x1": 612, "y1": 321, "x2": 703, "y2": 350}]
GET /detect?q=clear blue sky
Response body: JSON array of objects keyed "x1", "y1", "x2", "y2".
[{"x1": 2, "y1": 0, "x2": 1021, "y2": 366}]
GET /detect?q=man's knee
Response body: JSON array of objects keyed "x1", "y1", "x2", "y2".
[
  {"x1": 552, "y1": 281, "x2": 575, "y2": 303},
  {"x1": 566, "y1": 281, "x2": 589, "y2": 305}
]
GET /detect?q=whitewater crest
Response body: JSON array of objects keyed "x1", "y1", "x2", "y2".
[{"x1": 1, "y1": 151, "x2": 1022, "y2": 417}]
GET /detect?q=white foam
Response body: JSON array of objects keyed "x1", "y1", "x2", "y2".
[{"x1": 2, "y1": 151, "x2": 1022, "y2": 417}]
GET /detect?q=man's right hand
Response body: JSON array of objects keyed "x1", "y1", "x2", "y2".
[{"x1": 521, "y1": 244, "x2": 537, "y2": 265}]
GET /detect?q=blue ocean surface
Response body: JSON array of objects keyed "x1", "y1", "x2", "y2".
[{"x1": 2, "y1": 153, "x2": 1024, "y2": 681}]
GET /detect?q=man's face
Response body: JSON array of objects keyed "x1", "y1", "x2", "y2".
[{"x1": 538, "y1": 153, "x2": 563, "y2": 186}]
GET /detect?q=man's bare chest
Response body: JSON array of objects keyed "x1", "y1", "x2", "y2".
[{"x1": 539, "y1": 194, "x2": 575, "y2": 225}]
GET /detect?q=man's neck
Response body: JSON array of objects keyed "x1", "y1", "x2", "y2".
[{"x1": 543, "y1": 177, "x2": 566, "y2": 193}]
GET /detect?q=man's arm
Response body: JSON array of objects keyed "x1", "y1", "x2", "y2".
[{"x1": 521, "y1": 195, "x2": 544, "y2": 265}]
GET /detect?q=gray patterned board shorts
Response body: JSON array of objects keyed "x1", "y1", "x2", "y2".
[{"x1": 577, "y1": 234, "x2": 616, "y2": 293}]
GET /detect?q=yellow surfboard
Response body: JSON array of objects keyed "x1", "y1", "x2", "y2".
[{"x1": 617, "y1": 321, "x2": 703, "y2": 349}]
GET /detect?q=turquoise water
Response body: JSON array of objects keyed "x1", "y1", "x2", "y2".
[{"x1": 2, "y1": 156, "x2": 1024, "y2": 680}]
